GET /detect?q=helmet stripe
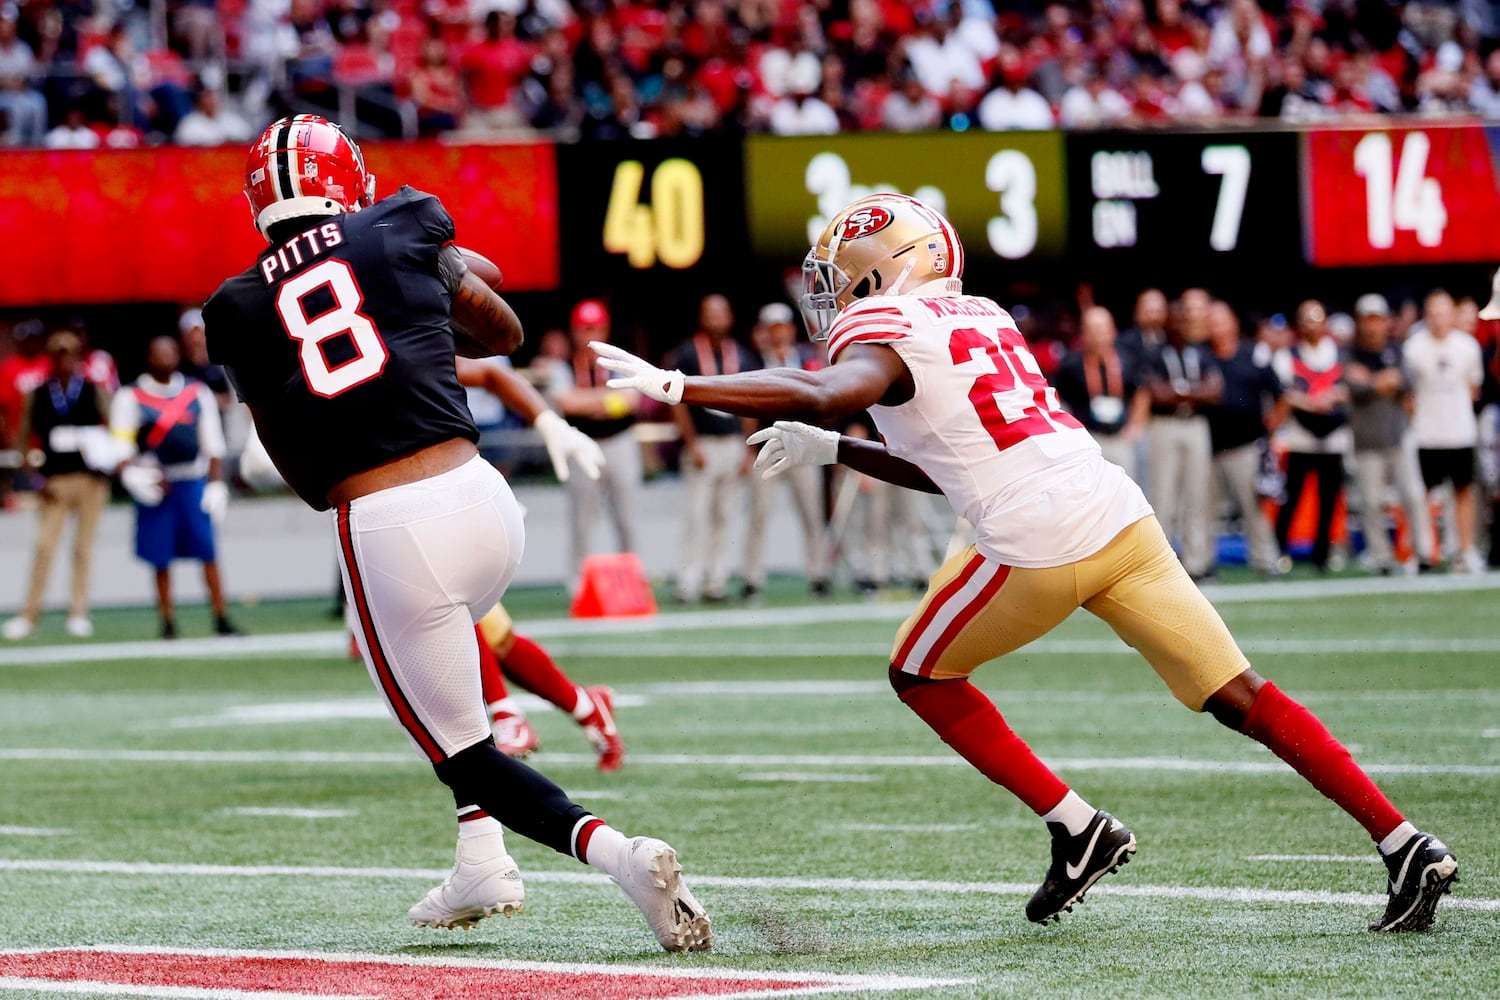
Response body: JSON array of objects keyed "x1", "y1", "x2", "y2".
[{"x1": 270, "y1": 119, "x2": 295, "y2": 201}]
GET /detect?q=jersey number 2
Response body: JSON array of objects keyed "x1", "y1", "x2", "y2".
[
  {"x1": 275, "y1": 259, "x2": 388, "y2": 398},
  {"x1": 949, "y1": 326, "x2": 1077, "y2": 452}
]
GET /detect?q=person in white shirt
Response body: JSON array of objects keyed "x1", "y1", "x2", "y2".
[
  {"x1": 1406, "y1": 290, "x2": 1485, "y2": 571},
  {"x1": 977, "y1": 49, "x2": 1053, "y2": 131},
  {"x1": 44, "y1": 106, "x2": 100, "y2": 150},
  {"x1": 174, "y1": 88, "x2": 255, "y2": 146}
]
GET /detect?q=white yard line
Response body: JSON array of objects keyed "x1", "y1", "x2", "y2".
[
  {"x1": 2, "y1": 571, "x2": 1496, "y2": 668},
  {"x1": 841, "y1": 823, "x2": 980, "y2": 833},
  {"x1": 1247, "y1": 855, "x2": 1382, "y2": 864},
  {"x1": 0, "y1": 826, "x2": 71, "y2": 837},
  {"x1": 3, "y1": 747, "x2": 1498, "y2": 776},
  {"x1": 223, "y1": 808, "x2": 355, "y2": 820},
  {"x1": 0, "y1": 858, "x2": 1493, "y2": 913},
  {"x1": 0, "y1": 981, "x2": 375, "y2": 1000},
  {"x1": 739, "y1": 772, "x2": 882, "y2": 784}
]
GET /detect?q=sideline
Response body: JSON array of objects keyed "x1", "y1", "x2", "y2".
[{"x1": 1, "y1": 570, "x2": 1497, "y2": 667}]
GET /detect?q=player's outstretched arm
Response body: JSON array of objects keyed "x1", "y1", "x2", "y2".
[
  {"x1": 592, "y1": 342, "x2": 905, "y2": 423},
  {"x1": 748, "y1": 421, "x2": 940, "y2": 494},
  {"x1": 454, "y1": 358, "x2": 604, "y2": 481},
  {"x1": 452, "y1": 272, "x2": 524, "y2": 357},
  {"x1": 836, "y1": 435, "x2": 942, "y2": 493}
]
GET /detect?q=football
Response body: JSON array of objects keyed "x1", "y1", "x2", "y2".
[{"x1": 457, "y1": 246, "x2": 502, "y2": 290}]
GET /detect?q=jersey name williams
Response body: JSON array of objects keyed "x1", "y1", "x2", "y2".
[{"x1": 260, "y1": 223, "x2": 345, "y2": 284}]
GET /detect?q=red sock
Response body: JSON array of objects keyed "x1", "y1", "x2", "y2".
[
  {"x1": 1241, "y1": 681, "x2": 1404, "y2": 841},
  {"x1": 502, "y1": 635, "x2": 583, "y2": 715},
  {"x1": 897, "y1": 679, "x2": 1068, "y2": 815},
  {"x1": 476, "y1": 625, "x2": 509, "y2": 708}
]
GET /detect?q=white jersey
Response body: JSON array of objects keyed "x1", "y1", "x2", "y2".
[{"x1": 827, "y1": 291, "x2": 1152, "y2": 568}]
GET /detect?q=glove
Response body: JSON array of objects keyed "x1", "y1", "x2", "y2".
[
  {"x1": 533, "y1": 410, "x2": 604, "y2": 483},
  {"x1": 120, "y1": 463, "x2": 165, "y2": 507},
  {"x1": 201, "y1": 480, "x2": 229, "y2": 524},
  {"x1": 590, "y1": 341, "x2": 685, "y2": 405},
  {"x1": 746, "y1": 421, "x2": 840, "y2": 480}
]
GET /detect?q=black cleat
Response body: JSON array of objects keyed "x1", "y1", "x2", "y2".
[
  {"x1": 1025, "y1": 810, "x2": 1137, "y2": 924},
  {"x1": 1369, "y1": 833, "x2": 1458, "y2": 932}
]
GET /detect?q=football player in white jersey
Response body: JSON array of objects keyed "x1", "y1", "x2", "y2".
[{"x1": 594, "y1": 193, "x2": 1457, "y2": 932}]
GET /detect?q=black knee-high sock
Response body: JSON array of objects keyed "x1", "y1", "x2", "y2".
[{"x1": 434, "y1": 738, "x2": 594, "y2": 859}]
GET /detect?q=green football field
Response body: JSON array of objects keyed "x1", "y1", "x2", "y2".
[{"x1": 0, "y1": 575, "x2": 1496, "y2": 999}]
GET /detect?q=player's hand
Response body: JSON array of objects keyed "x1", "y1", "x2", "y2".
[
  {"x1": 201, "y1": 480, "x2": 229, "y2": 524},
  {"x1": 590, "y1": 341, "x2": 685, "y2": 405},
  {"x1": 746, "y1": 421, "x2": 839, "y2": 480},
  {"x1": 533, "y1": 410, "x2": 604, "y2": 482},
  {"x1": 120, "y1": 463, "x2": 165, "y2": 507}
]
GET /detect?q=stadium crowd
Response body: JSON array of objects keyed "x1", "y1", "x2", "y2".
[{"x1": 4, "y1": 0, "x2": 1500, "y2": 146}]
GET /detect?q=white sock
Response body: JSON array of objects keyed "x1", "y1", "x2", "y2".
[
  {"x1": 458, "y1": 815, "x2": 505, "y2": 841},
  {"x1": 570, "y1": 687, "x2": 594, "y2": 721},
  {"x1": 487, "y1": 697, "x2": 518, "y2": 719},
  {"x1": 582, "y1": 822, "x2": 628, "y2": 876},
  {"x1": 1378, "y1": 821, "x2": 1419, "y2": 856},
  {"x1": 1040, "y1": 790, "x2": 1096, "y2": 836}
]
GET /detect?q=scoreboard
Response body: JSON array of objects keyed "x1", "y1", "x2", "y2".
[
  {"x1": 4, "y1": 120, "x2": 1500, "y2": 308},
  {"x1": 1302, "y1": 123, "x2": 1500, "y2": 267},
  {"x1": 1065, "y1": 131, "x2": 1301, "y2": 270}
]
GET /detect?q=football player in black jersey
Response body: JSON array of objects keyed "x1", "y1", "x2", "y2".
[{"x1": 202, "y1": 115, "x2": 709, "y2": 952}]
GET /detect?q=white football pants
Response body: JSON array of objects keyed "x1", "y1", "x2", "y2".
[{"x1": 334, "y1": 456, "x2": 524, "y2": 762}]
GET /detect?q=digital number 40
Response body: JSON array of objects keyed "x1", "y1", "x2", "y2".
[{"x1": 603, "y1": 159, "x2": 706, "y2": 269}]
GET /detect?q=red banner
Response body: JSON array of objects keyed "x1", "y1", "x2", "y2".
[
  {"x1": 1303, "y1": 123, "x2": 1500, "y2": 266},
  {"x1": 0, "y1": 140, "x2": 559, "y2": 307}
]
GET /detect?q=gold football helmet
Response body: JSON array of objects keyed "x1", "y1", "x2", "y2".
[{"x1": 799, "y1": 193, "x2": 965, "y2": 341}]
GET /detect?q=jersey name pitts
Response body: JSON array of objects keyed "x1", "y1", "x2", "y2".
[{"x1": 260, "y1": 223, "x2": 346, "y2": 284}]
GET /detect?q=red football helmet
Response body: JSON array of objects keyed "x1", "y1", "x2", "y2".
[{"x1": 243, "y1": 115, "x2": 376, "y2": 239}]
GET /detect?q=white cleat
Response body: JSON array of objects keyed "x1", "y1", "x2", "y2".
[
  {"x1": 612, "y1": 837, "x2": 712, "y2": 953},
  {"x1": 65, "y1": 615, "x2": 93, "y2": 638},
  {"x1": 1, "y1": 616, "x2": 35, "y2": 641},
  {"x1": 408, "y1": 836, "x2": 524, "y2": 930}
]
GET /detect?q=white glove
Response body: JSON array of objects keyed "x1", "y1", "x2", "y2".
[
  {"x1": 120, "y1": 463, "x2": 164, "y2": 507},
  {"x1": 201, "y1": 480, "x2": 229, "y2": 524},
  {"x1": 590, "y1": 341, "x2": 685, "y2": 405},
  {"x1": 746, "y1": 420, "x2": 840, "y2": 480},
  {"x1": 533, "y1": 410, "x2": 604, "y2": 483}
]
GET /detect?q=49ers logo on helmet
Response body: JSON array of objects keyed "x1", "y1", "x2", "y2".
[{"x1": 839, "y1": 206, "x2": 893, "y2": 240}]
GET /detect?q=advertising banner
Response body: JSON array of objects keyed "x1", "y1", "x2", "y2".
[{"x1": 0, "y1": 140, "x2": 560, "y2": 307}]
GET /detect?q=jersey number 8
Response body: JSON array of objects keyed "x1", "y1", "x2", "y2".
[{"x1": 275, "y1": 259, "x2": 389, "y2": 398}]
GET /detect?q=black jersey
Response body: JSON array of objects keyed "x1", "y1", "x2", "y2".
[{"x1": 204, "y1": 186, "x2": 478, "y2": 510}]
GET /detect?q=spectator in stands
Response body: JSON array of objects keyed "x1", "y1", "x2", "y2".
[
  {"x1": 667, "y1": 293, "x2": 758, "y2": 603},
  {"x1": 544, "y1": 299, "x2": 643, "y2": 589},
  {"x1": 2, "y1": 332, "x2": 113, "y2": 640},
  {"x1": 1345, "y1": 293, "x2": 1434, "y2": 575},
  {"x1": 1145, "y1": 291, "x2": 1222, "y2": 581},
  {"x1": 1407, "y1": 290, "x2": 1486, "y2": 572},
  {"x1": 462, "y1": 10, "x2": 531, "y2": 130},
  {"x1": 743, "y1": 302, "x2": 829, "y2": 600},
  {"x1": 903, "y1": 7, "x2": 986, "y2": 103},
  {"x1": 1469, "y1": 49, "x2": 1500, "y2": 118},
  {"x1": 977, "y1": 46, "x2": 1053, "y2": 130},
  {"x1": 1273, "y1": 299, "x2": 1350, "y2": 572},
  {"x1": 174, "y1": 87, "x2": 254, "y2": 146},
  {"x1": 0, "y1": 5, "x2": 46, "y2": 147},
  {"x1": 1054, "y1": 305, "x2": 1148, "y2": 480},
  {"x1": 285, "y1": 0, "x2": 338, "y2": 96},
  {"x1": 1059, "y1": 62, "x2": 1130, "y2": 127},
  {"x1": 43, "y1": 104, "x2": 99, "y2": 149},
  {"x1": 1205, "y1": 300, "x2": 1284, "y2": 577},
  {"x1": 881, "y1": 67, "x2": 943, "y2": 131},
  {"x1": 111, "y1": 335, "x2": 237, "y2": 639},
  {"x1": 408, "y1": 36, "x2": 463, "y2": 136},
  {"x1": 767, "y1": 57, "x2": 838, "y2": 135}
]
